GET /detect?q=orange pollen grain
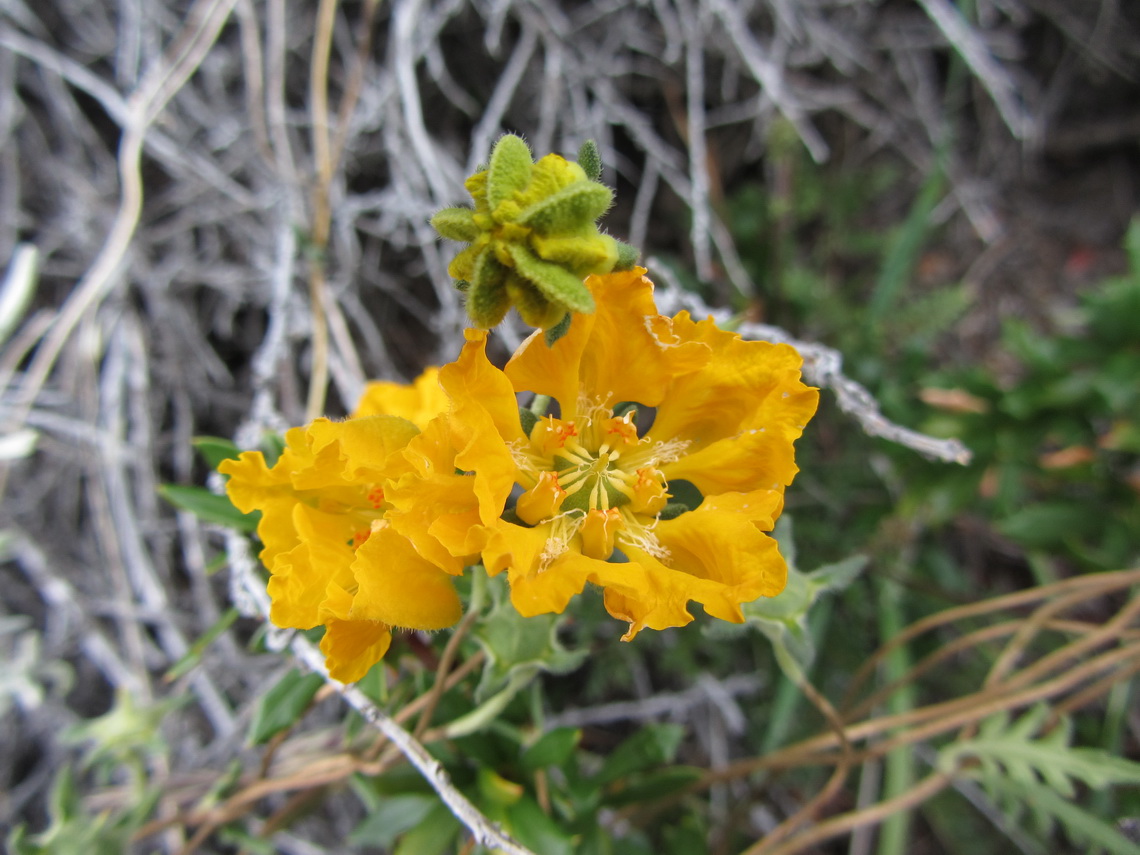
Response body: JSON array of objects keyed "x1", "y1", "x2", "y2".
[{"x1": 367, "y1": 486, "x2": 385, "y2": 509}]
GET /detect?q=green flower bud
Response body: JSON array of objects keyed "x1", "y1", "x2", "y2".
[{"x1": 431, "y1": 134, "x2": 637, "y2": 329}]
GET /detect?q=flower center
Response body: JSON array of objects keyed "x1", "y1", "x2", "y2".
[{"x1": 514, "y1": 404, "x2": 674, "y2": 565}]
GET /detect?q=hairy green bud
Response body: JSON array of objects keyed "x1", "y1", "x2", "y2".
[
  {"x1": 577, "y1": 139, "x2": 603, "y2": 182},
  {"x1": 431, "y1": 134, "x2": 638, "y2": 329}
]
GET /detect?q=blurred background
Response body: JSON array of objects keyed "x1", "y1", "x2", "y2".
[{"x1": 1, "y1": 1, "x2": 1138, "y2": 852}]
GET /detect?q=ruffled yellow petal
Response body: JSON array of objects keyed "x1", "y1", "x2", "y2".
[
  {"x1": 321, "y1": 620, "x2": 392, "y2": 684},
  {"x1": 575, "y1": 269, "x2": 708, "y2": 409},
  {"x1": 439, "y1": 330, "x2": 523, "y2": 522},
  {"x1": 600, "y1": 497, "x2": 787, "y2": 639},
  {"x1": 483, "y1": 520, "x2": 617, "y2": 617},
  {"x1": 220, "y1": 447, "x2": 309, "y2": 565},
  {"x1": 503, "y1": 313, "x2": 593, "y2": 420},
  {"x1": 504, "y1": 269, "x2": 708, "y2": 418},
  {"x1": 299, "y1": 415, "x2": 419, "y2": 488},
  {"x1": 267, "y1": 504, "x2": 358, "y2": 629},
  {"x1": 348, "y1": 525, "x2": 463, "y2": 630},
  {"x1": 318, "y1": 585, "x2": 392, "y2": 683},
  {"x1": 654, "y1": 503, "x2": 786, "y2": 616},
  {"x1": 385, "y1": 417, "x2": 484, "y2": 574},
  {"x1": 650, "y1": 314, "x2": 818, "y2": 495},
  {"x1": 218, "y1": 449, "x2": 289, "y2": 514},
  {"x1": 352, "y1": 367, "x2": 448, "y2": 429}
]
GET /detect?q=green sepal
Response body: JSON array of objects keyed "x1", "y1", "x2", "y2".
[
  {"x1": 472, "y1": 245, "x2": 507, "y2": 293},
  {"x1": 505, "y1": 243, "x2": 594, "y2": 313},
  {"x1": 517, "y1": 180, "x2": 613, "y2": 231},
  {"x1": 577, "y1": 139, "x2": 602, "y2": 181},
  {"x1": 518, "y1": 406, "x2": 539, "y2": 438},
  {"x1": 430, "y1": 206, "x2": 479, "y2": 243},
  {"x1": 467, "y1": 261, "x2": 512, "y2": 328},
  {"x1": 657, "y1": 502, "x2": 691, "y2": 520},
  {"x1": 544, "y1": 313, "x2": 572, "y2": 347},
  {"x1": 530, "y1": 231, "x2": 618, "y2": 276},
  {"x1": 487, "y1": 134, "x2": 534, "y2": 209},
  {"x1": 614, "y1": 239, "x2": 641, "y2": 271},
  {"x1": 506, "y1": 276, "x2": 565, "y2": 329}
]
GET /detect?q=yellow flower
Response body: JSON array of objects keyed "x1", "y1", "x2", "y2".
[
  {"x1": 353, "y1": 367, "x2": 449, "y2": 429},
  {"x1": 445, "y1": 268, "x2": 819, "y2": 639},
  {"x1": 219, "y1": 376, "x2": 462, "y2": 683}
]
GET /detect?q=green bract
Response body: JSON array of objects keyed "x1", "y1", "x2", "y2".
[{"x1": 431, "y1": 134, "x2": 636, "y2": 329}]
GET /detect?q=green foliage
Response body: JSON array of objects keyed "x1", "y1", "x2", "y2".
[
  {"x1": 940, "y1": 705, "x2": 1140, "y2": 852},
  {"x1": 708, "y1": 518, "x2": 866, "y2": 670},
  {"x1": 158, "y1": 483, "x2": 259, "y2": 531},
  {"x1": 349, "y1": 793, "x2": 438, "y2": 847},
  {"x1": 521, "y1": 727, "x2": 581, "y2": 771},
  {"x1": 7, "y1": 767, "x2": 159, "y2": 855},
  {"x1": 470, "y1": 573, "x2": 587, "y2": 704},
  {"x1": 190, "y1": 435, "x2": 244, "y2": 469},
  {"x1": 596, "y1": 723, "x2": 685, "y2": 785},
  {"x1": 163, "y1": 607, "x2": 240, "y2": 681},
  {"x1": 247, "y1": 668, "x2": 324, "y2": 744},
  {"x1": 916, "y1": 226, "x2": 1140, "y2": 571},
  {"x1": 61, "y1": 690, "x2": 172, "y2": 771}
]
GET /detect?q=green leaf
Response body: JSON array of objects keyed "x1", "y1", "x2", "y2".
[
  {"x1": 392, "y1": 801, "x2": 461, "y2": 855},
  {"x1": 597, "y1": 723, "x2": 685, "y2": 785},
  {"x1": 62, "y1": 689, "x2": 172, "y2": 768},
  {"x1": 349, "y1": 794, "x2": 438, "y2": 848},
  {"x1": 248, "y1": 669, "x2": 323, "y2": 745},
  {"x1": 867, "y1": 162, "x2": 944, "y2": 325},
  {"x1": 980, "y1": 774, "x2": 1140, "y2": 854},
  {"x1": 158, "y1": 484, "x2": 258, "y2": 532},
  {"x1": 163, "y1": 607, "x2": 240, "y2": 681},
  {"x1": 602, "y1": 766, "x2": 703, "y2": 807},
  {"x1": 664, "y1": 479, "x2": 703, "y2": 513},
  {"x1": 192, "y1": 436, "x2": 243, "y2": 470},
  {"x1": 217, "y1": 827, "x2": 277, "y2": 855},
  {"x1": 942, "y1": 706, "x2": 1140, "y2": 793},
  {"x1": 470, "y1": 576, "x2": 587, "y2": 703},
  {"x1": 1125, "y1": 216, "x2": 1140, "y2": 284},
  {"x1": 506, "y1": 243, "x2": 595, "y2": 313},
  {"x1": 741, "y1": 545, "x2": 867, "y2": 670},
  {"x1": 521, "y1": 727, "x2": 581, "y2": 771},
  {"x1": 507, "y1": 795, "x2": 575, "y2": 855},
  {"x1": 997, "y1": 502, "x2": 1095, "y2": 549},
  {"x1": 430, "y1": 206, "x2": 479, "y2": 243},
  {"x1": 488, "y1": 134, "x2": 535, "y2": 210}
]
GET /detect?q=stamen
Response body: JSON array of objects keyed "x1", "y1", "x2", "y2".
[
  {"x1": 616, "y1": 509, "x2": 671, "y2": 563},
  {"x1": 647, "y1": 437, "x2": 691, "y2": 466},
  {"x1": 538, "y1": 511, "x2": 584, "y2": 571}
]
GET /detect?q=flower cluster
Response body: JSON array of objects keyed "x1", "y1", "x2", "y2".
[{"x1": 222, "y1": 269, "x2": 818, "y2": 681}]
